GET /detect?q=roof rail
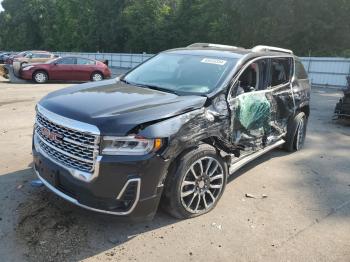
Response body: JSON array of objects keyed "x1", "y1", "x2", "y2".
[
  {"x1": 252, "y1": 45, "x2": 293, "y2": 54},
  {"x1": 187, "y1": 43, "x2": 239, "y2": 49}
]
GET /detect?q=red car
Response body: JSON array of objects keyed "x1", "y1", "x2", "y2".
[{"x1": 20, "y1": 56, "x2": 111, "y2": 83}]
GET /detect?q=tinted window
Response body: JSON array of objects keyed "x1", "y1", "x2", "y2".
[
  {"x1": 234, "y1": 59, "x2": 269, "y2": 97},
  {"x1": 295, "y1": 60, "x2": 308, "y2": 79},
  {"x1": 125, "y1": 53, "x2": 238, "y2": 94},
  {"x1": 270, "y1": 58, "x2": 292, "y2": 87},
  {"x1": 56, "y1": 57, "x2": 76, "y2": 65},
  {"x1": 77, "y1": 58, "x2": 95, "y2": 65}
]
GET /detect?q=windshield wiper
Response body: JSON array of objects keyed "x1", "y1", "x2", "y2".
[
  {"x1": 119, "y1": 78, "x2": 130, "y2": 84},
  {"x1": 132, "y1": 83, "x2": 180, "y2": 95}
]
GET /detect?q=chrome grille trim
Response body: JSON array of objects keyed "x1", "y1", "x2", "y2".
[
  {"x1": 35, "y1": 131, "x2": 95, "y2": 164},
  {"x1": 35, "y1": 104, "x2": 101, "y2": 182},
  {"x1": 37, "y1": 104, "x2": 100, "y2": 135}
]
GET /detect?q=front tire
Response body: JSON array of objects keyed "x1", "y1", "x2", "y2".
[
  {"x1": 33, "y1": 71, "x2": 48, "y2": 83},
  {"x1": 162, "y1": 144, "x2": 228, "y2": 219},
  {"x1": 284, "y1": 112, "x2": 308, "y2": 152},
  {"x1": 91, "y1": 72, "x2": 103, "y2": 81}
]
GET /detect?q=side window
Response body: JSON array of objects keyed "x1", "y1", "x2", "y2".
[
  {"x1": 40, "y1": 54, "x2": 51, "y2": 58},
  {"x1": 295, "y1": 60, "x2": 308, "y2": 79},
  {"x1": 35, "y1": 54, "x2": 51, "y2": 58},
  {"x1": 232, "y1": 59, "x2": 269, "y2": 97},
  {"x1": 56, "y1": 57, "x2": 76, "y2": 65},
  {"x1": 270, "y1": 58, "x2": 292, "y2": 87},
  {"x1": 77, "y1": 58, "x2": 95, "y2": 65}
]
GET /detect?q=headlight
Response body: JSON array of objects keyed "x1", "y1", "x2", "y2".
[
  {"x1": 101, "y1": 135, "x2": 162, "y2": 155},
  {"x1": 22, "y1": 66, "x2": 34, "y2": 71}
]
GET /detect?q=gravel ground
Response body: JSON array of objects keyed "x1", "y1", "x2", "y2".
[{"x1": 0, "y1": 77, "x2": 349, "y2": 262}]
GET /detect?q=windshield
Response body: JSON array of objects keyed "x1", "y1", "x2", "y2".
[{"x1": 124, "y1": 53, "x2": 237, "y2": 94}]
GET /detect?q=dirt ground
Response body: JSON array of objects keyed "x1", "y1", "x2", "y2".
[{"x1": 0, "y1": 77, "x2": 349, "y2": 262}]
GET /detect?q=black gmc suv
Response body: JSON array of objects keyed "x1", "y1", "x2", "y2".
[{"x1": 33, "y1": 43, "x2": 311, "y2": 220}]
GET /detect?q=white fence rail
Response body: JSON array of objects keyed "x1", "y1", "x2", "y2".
[
  {"x1": 54, "y1": 52, "x2": 154, "y2": 69},
  {"x1": 300, "y1": 57, "x2": 350, "y2": 88},
  {"x1": 54, "y1": 52, "x2": 350, "y2": 88}
]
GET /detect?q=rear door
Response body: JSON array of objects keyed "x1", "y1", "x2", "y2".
[
  {"x1": 49, "y1": 57, "x2": 76, "y2": 80},
  {"x1": 292, "y1": 59, "x2": 311, "y2": 109},
  {"x1": 73, "y1": 58, "x2": 97, "y2": 81},
  {"x1": 268, "y1": 57, "x2": 295, "y2": 136}
]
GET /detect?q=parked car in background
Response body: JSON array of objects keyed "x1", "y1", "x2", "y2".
[
  {"x1": 0, "y1": 52, "x2": 11, "y2": 64},
  {"x1": 5, "y1": 50, "x2": 52, "y2": 64},
  {"x1": 21, "y1": 56, "x2": 111, "y2": 83},
  {"x1": 13, "y1": 51, "x2": 56, "y2": 67},
  {"x1": 334, "y1": 76, "x2": 350, "y2": 119}
]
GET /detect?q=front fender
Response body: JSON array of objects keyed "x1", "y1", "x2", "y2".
[{"x1": 138, "y1": 108, "x2": 230, "y2": 160}]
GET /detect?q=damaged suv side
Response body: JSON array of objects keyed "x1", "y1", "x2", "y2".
[{"x1": 32, "y1": 44, "x2": 311, "y2": 220}]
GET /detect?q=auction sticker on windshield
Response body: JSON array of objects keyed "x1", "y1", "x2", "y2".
[{"x1": 201, "y1": 58, "x2": 227, "y2": 65}]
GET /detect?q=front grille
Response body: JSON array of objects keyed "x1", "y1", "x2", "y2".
[{"x1": 35, "y1": 111, "x2": 99, "y2": 173}]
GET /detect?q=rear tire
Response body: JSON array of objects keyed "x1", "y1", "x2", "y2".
[
  {"x1": 284, "y1": 112, "x2": 308, "y2": 152},
  {"x1": 33, "y1": 71, "x2": 48, "y2": 83},
  {"x1": 91, "y1": 72, "x2": 103, "y2": 81},
  {"x1": 161, "y1": 144, "x2": 227, "y2": 219}
]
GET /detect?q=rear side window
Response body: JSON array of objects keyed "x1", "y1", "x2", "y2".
[
  {"x1": 57, "y1": 57, "x2": 76, "y2": 65},
  {"x1": 270, "y1": 58, "x2": 292, "y2": 87},
  {"x1": 295, "y1": 60, "x2": 308, "y2": 79},
  {"x1": 77, "y1": 58, "x2": 95, "y2": 65},
  {"x1": 35, "y1": 54, "x2": 51, "y2": 58}
]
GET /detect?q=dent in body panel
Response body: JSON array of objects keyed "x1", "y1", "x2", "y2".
[
  {"x1": 228, "y1": 86, "x2": 294, "y2": 152},
  {"x1": 138, "y1": 105, "x2": 231, "y2": 159},
  {"x1": 292, "y1": 79, "x2": 311, "y2": 110}
]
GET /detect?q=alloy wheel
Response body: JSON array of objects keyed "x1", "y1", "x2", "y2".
[
  {"x1": 180, "y1": 157, "x2": 224, "y2": 214},
  {"x1": 34, "y1": 72, "x2": 47, "y2": 83},
  {"x1": 92, "y1": 73, "x2": 103, "y2": 81}
]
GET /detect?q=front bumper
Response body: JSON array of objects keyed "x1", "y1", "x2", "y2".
[
  {"x1": 20, "y1": 69, "x2": 34, "y2": 80},
  {"x1": 32, "y1": 142, "x2": 168, "y2": 221}
]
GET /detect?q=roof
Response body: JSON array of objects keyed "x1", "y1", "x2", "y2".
[{"x1": 164, "y1": 43, "x2": 295, "y2": 60}]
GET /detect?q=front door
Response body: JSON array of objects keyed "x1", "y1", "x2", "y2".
[{"x1": 227, "y1": 58, "x2": 272, "y2": 151}]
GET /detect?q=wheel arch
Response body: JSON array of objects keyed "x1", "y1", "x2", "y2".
[
  {"x1": 298, "y1": 104, "x2": 310, "y2": 118},
  {"x1": 162, "y1": 140, "x2": 225, "y2": 191}
]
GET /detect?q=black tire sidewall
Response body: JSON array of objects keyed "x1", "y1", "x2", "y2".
[
  {"x1": 294, "y1": 113, "x2": 307, "y2": 150},
  {"x1": 163, "y1": 144, "x2": 228, "y2": 219},
  {"x1": 285, "y1": 112, "x2": 307, "y2": 152}
]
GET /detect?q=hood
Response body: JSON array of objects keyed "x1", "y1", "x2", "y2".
[{"x1": 39, "y1": 79, "x2": 207, "y2": 135}]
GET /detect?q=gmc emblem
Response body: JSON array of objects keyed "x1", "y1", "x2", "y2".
[{"x1": 40, "y1": 127, "x2": 63, "y2": 143}]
